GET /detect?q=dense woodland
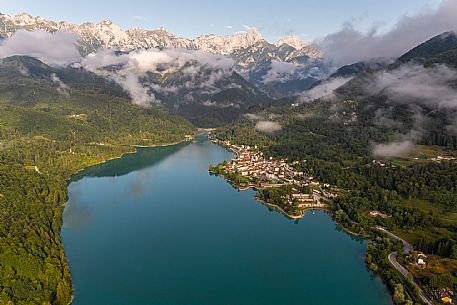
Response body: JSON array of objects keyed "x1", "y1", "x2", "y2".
[
  {"x1": 213, "y1": 30, "x2": 457, "y2": 305},
  {"x1": 214, "y1": 98, "x2": 457, "y2": 234},
  {"x1": 2, "y1": 29, "x2": 457, "y2": 304},
  {"x1": 214, "y1": 70, "x2": 457, "y2": 302},
  {"x1": 0, "y1": 56, "x2": 194, "y2": 305}
]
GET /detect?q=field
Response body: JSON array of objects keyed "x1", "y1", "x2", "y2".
[
  {"x1": 390, "y1": 145, "x2": 457, "y2": 167},
  {"x1": 393, "y1": 198, "x2": 457, "y2": 246},
  {"x1": 409, "y1": 255, "x2": 457, "y2": 278}
]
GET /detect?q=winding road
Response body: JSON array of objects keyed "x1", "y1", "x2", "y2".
[{"x1": 375, "y1": 226, "x2": 434, "y2": 305}]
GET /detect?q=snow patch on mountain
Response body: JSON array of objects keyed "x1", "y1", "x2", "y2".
[{"x1": 0, "y1": 12, "x2": 322, "y2": 61}]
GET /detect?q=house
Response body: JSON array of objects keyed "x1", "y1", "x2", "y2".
[
  {"x1": 372, "y1": 159, "x2": 386, "y2": 166},
  {"x1": 368, "y1": 210, "x2": 389, "y2": 218},
  {"x1": 323, "y1": 191, "x2": 338, "y2": 199},
  {"x1": 417, "y1": 253, "x2": 427, "y2": 267},
  {"x1": 435, "y1": 288, "x2": 454, "y2": 303}
]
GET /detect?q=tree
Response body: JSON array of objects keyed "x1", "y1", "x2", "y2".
[{"x1": 393, "y1": 284, "x2": 405, "y2": 304}]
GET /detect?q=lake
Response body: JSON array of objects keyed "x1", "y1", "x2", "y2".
[{"x1": 62, "y1": 135, "x2": 393, "y2": 305}]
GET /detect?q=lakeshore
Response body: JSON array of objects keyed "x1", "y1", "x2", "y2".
[
  {"x1": 206, "y1": 135, "x2": 441, "y2": 304},
  {"x1": 255, "y1": 195, "x2": 329, "y2": 219},
  {"x1": 61, "y1": 135, "x2": 394, "y2": 305},
  {"x1": 208, "y1": 137, "x2": 338, "y2": 219},
  {"x1": 69, "y1": 135, "x2": 195, "y2": 182}
]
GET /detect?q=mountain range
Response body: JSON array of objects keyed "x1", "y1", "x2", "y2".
[
  {"x1": 0, "y1": 12, "x2": 330, "y2": 108},
  {"x1": 1, "y1": 11, "x2": 457, "y2": 305},
  {"x1": 226, "y1": 30, "x2": 457, "y2": 155},
  {"x1": 3, "y1": 12, "x2": 456, "y2": 132},
  {"x1": 0, "y1": 12, "x2": 321, "y2": 66}
]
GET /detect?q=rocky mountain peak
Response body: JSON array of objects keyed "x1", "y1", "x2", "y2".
[
  {"x1": 244, "y1": 27, "x2": 263, "y2": 42},
  {"x1": 0, "y1": 11, "x2": 323, "y2": 69},
  {"x1": 192, "y1": 27, "x2": 265, "y2": 55},
  {"x1": 276, "y1": 35, "x2": 306, "y2": 50},
  {"x1": 13, "y1": 12, "x2": 39, "y2": 25},
  {"x1": 157, "y1": 26, "x2": 169, "y2": 33}
]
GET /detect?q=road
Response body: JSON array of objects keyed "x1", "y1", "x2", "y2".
[
  {"x1": 376, "y1": 226, "x2": 434, "y2": 305},
  {"x1": 376, "y1": 226, "x2": 413, "y2": 254},
  {"x1": 388, "y1": 251, "x2": 409, "y2": 277}
]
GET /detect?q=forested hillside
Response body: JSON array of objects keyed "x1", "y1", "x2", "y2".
[
  {"x1": 0, "y1": 56, "x2": 194, "y2": 305},
  {"x1": 214, "y1": 32, "x2": 457, "y2": 297}
]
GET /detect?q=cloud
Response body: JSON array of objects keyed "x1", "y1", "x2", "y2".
[
  {"x1": 0, "y1": 30, "x2": 80, "y2": 66},
  {"x1": 80, "y1": 48, "x2": 233, "y2": 75},
  {"x1": 18, "y1": 66, "x2": 30, "y2": 77},
  {"x1": 366, "y1": 64, "x2": 457, "y2": 109},
  {"x1": 77, "y1": 49, "x2": 156, "y2": 104},
  {"x1": 78, "y1": 48, "x2": 235, "y2": 105},
  {"x1": 365, "y1": 64, "x2": 457, "y2": 145},
  {"x1": 262, "y1": 61, "x2": 299, "y2": 83},
  {"x1": 373, "y1": 108, "x2": 403, "y2": 128},
  {"x1": 50, "y1": 73, "x2": 69, "y2": 96},
  {"x1": 244, "y1": 113, "x2": 261, "y2": 120},
  {"x1": 116, "y1": 72, "x2": 158, "y2": 104},
  {"x1": 372, "y1": 114, "x2": 424, "y2": 158},
  {"x1": 298, "y1": 76, "x2": 352, "y2": 103},
  {"x1": 255, "y1": 121, "x2": 282, "y2": 133},
  {"x1": 77, "y1": 49, "x2": 128, "y2": 71},
  {"x1": 320, "y1": 0, "x2": 457, "y2": 65},
  {"x1": 224, "y1": 25, "x2": 233, "y2": 29},
  {"x1": 447, "y1": 123, "x2": 457, "y2": 136},
  {"x1": 372, "y1": 140, "x2": 416, "y2": 158},
  {"x1": 262, "y1": 61, "x2": 328, "y2": 84},
  {"x1": 201, "y1": 100, "x2": 237, "y2": 108}
]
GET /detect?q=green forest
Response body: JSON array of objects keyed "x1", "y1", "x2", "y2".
[
  {"x1": 0, "y1": 56, "x2": 195, "y2": 305},
  {"x1": 213, "y1": 90, "x2": 457, "y2": 302}
]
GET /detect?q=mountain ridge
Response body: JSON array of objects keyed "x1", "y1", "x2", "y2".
[
  {"x1": 0, "y1": 12, "x2": 327, "y2": 97},
  {"x1": 0, "y1": 12, "x2": 322, "y2": 60}
]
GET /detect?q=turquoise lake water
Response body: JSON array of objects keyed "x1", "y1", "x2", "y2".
[{"x1": 62, "y1": 135, "x2": 393, "y2": 305}]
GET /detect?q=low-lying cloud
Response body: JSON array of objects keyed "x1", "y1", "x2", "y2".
[
  {"x1": 366, "y1": 64, "x2": 457, "y2": 109},
  {"x1": 263, "y1": 61, "x2": 300, "y2": 83},
  {"x1": 255, "y1": 121, "x2": 282, "y2": 133},
  {"x1": 298, "y1": 76, "x2": 352, "y2": 103},
  {"x1": 78, "y1": 48, "x2": 234, "y2": 105},
  {"x1": 366, "y1": 63, "x2": 457, "y2": 156},
  {"x1": 50, "y1": 73, "x2": 69, "y2": 96},
  {"x1": 372, "y1": 140, "x2": 416, "y2": 158},
  {"x1": 0, "y1": 30, "x2": 80, "y2": 66},
  {"x1": 320, "y1": 0, "x2": 457, "y2": 66},
  {"x1": 244, "y1": 113, "x2": 261, "y2": 120},
  {"x1": 373, "y1": 108, "x2": 403, "y2": 129},
  {"x1": 262, "y1": 61, "x2": 327, "y2": 85},
  {"x1": 372, "y1": 114, "x2": 425, "y2": 158}
]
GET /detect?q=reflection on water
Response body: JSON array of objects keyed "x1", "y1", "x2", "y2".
[
  {"x1": 70, "y1": 141, "x2": 188, "y2": 183},
  {"x1": 62, "y1": 186, "x2": 92, "y2": 230},
  {"x1": 62, "y1": 135, "x2": 393, "y2": 305}
]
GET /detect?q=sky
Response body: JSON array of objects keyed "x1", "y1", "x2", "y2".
[{"x1": 0, "y1": 0, "x2": 443, "y2": 42}]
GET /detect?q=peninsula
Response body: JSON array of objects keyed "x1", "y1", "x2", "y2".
[{"x1": 209, "y1": 138, "x2": 337, "y2": 218}]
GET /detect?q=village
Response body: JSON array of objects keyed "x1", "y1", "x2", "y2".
[
  {"x1": 209, "y1": 139, "x2": 340, "y2": 212},
  {"x1": 210, "y1": 138, "x2": 457, "y2": 304}
]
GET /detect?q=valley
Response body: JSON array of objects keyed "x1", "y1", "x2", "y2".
[
  {"x1": 0, "y1": 58, "x2": 194, "y2": 304},
  {"x1": 208, "y1": 30, "x2": 457, "y2": 304},
  {"x1": 61, "y1": 136, "x2": 393, "y2": 305},
  {"x1": 0, "y1": 4, "x2": 457, "y2": 305}
]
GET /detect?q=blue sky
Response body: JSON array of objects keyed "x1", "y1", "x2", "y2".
[{"x1": 0, "y1": 0, "x2": 443, "y2": 41}]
